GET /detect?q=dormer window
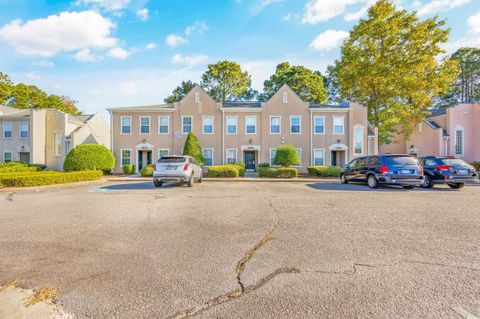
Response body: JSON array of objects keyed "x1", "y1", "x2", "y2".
[
  {"x1": 195, "y1": 92, "x2": 200, "y2": 103},
  {"x1": 283, "y1": 92, "x2": 288, "y2": 103}
]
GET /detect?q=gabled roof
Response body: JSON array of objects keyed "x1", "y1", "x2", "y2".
[
  {"x1": 109, "y1": 104, "x2": 174, "y2": 111},
  {"x1": 426, "y1": 108, "x2": 447, "y2": 118},
  {"x1": 222, "y1": 101, "x2": 261, "y2": 108},
  {"x1": 0, "y1": 105, "x2": 30, "y2": 117},
  {"x1": 309, "y1": 102, "x2": 350, "y2": 109},
  {"x1": 426, "y1": 120, "x2": 441, "y2": 129}
]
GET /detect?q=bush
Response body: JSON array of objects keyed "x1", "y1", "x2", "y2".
[
  {"x1": 182, "y1": 132, "x2": 205, "y2": 166},
  {"x1": 0, "y1": 170, "x2": 103, "y2": 187},
  {"x1": 207, "y1": 165, "x2": 240, "y2": 178},
  {"x1": 471, "y1": 161, "x2": 480, "y2": 172},
  {"x1": 122, "y1": 164, "x2": 135, "y2": 174},
  {"x1": 228, "y1": 163, "x2": 245, "y2": 177},
  {"x1": 140, "y1": 165, "x2": 154, "y2": 177},
  {"x1": 258, "y1": 167, "x2": 298, "y2": 178},
  {"x1": 63, "y1": 144, "x2": 115, "y2": 174},
  {"x1": 274, "y1": 144, "x2": 300, "y2": 167},
  {"x1": 258, "y1": 163, "x2": 270, "y2": 168},
  {"x1": 307, "y1": 166, "x2": 342, "y2": 177},
  {"x1": 0, "y1": 162, "x2": 40, "y2": 173}
]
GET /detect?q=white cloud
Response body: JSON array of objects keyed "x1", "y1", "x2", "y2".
[
  {"x1": 185, "y1": 21, "x2": 208, "y2": 36},
  {"x1": 33, "y1": 60, "x2": 54, "y2": 68},
  {"x1": 26, "y1": 72, "x2": 40, "y2": 80},
  {"x1": 251, "y1": 0, "x2": 284, "y2": 15},
  {"x1": 165, "y1": 34, "x2": 188, "y2": 47},
  {"x1": 0, "y1": 11, "x2": 117, "y2": 57},
  {"x1": 413, "y1": 0, "x2": 471, "y2": 16},
  {"x1": 302, "y1": 0, "x2": 367, "y2": 24},
  {"x1": 136, "y1": 8, "x2": 149, "y2": 22},
  {"x1": 74, "y1": 48, "x2": 103, "y2": 62},
  {"x1": 119, "y1": 81, "x2": 138, "y2": 96},
  {"x1": 75, "y1": 0, "x2": 131, "y2": 12},
  {"x1": 145, "y1": 42, "x2": 157, "y2": 50},
  {"x1": 468, "y1": 12, "x2": 480, "y2": 33},
  {"x1": 106, "y1": 47, "x2": 130, "y2": 59},
  {"x1": 172, "y1": 53, "x2": 208, "y2": 65},
  {"x1": 310, "y1": 30, "x2": 349, "y2": 52}
]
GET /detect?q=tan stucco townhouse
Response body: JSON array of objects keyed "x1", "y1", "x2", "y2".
[
  {"x1": 0, "y1": 105, "x2": 110, "y2": 171},
  {"x1": 109, "y1": 84, "x2": 379, "y2": 173}
]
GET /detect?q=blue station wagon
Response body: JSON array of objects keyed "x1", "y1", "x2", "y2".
[{"x1": 341, "y1": 155, "x2": 425, "y2": 189}]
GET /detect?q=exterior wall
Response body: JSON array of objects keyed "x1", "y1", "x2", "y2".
[
  {"x1": 44, "y1": 109, "x2": 67, "y2": 171},
  {"x1": 406, "y1": 123, "x2": 441, "y2": 157},
  {"x1": 31, "y1": 109, "x2": 46, "y2": 164},
  {"x1": 110, "y1": 85, "x2": 377, "y2": 173},
  {"x1": 0, "y1": 115, "x2": 33, "y2": 163},
  {"x1": 71, "y1": 113, "x2": 111, "y2": 149},
  {"x1": 446, "y1": 104, "x2": 478, "y2": 162}
]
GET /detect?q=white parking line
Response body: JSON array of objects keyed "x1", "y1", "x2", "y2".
[{"x1": 452, "y1": 306, "x2": 480, "y2": 319}]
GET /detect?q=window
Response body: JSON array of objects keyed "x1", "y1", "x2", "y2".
[
  {"x1": 290, "y1": 116, "x2": 301, "y2": 134},
  {"x1": 121, "y1": 149, "x2": 131, "y2": 165},
  {"x1": 54, "y1": 133, "x2": 62, "y2": 156},
  {"x1": 140, "y1": 117, "x2": 151, "y2": 134},
  {"x1": 455, "y1": 129, "x2": 464, "y2": 156},
  {"x1": 3, "y1": 123, "x2": 12, "y2": 139},
  {"x1": 226, "y1": 149, "x2": 237, "y2": 164},
  {"x1": 20, "y1": 123, "x2": 29, "y2": 139},
  {"x1": 270, "y1": 116, "x2": 281, "y2": 134},
  {"x1": 283, "y1": 91, "x2": 288, "y2": 103},
  {"x1": 195, "y1": 92, "x2": 200, "y2": 103},
  {"x1": 293, "y1": 148, "x2": 302, "y2": 167},
  {"x1": 203, "y1": 116, "x2": 214, "y2": 134},
  {"x1": 354, "y1": 126, "x2": 364, "y2": 155},
  {"x1": 203, "y1": 149, "x2": 213, "y2": 166},
  {"x1": 226, "y1": 116, "x2": 237, "y2": 134},
  {"x1": 367, "y1": 156, "x2": 380, "y2": 166},
  {"x1": 158, "y1": 149, "x2": 169, "y2": 159},
  {"x1": 121, "y1": 117, "x2": 132, "y2": 134},
  {"x1": 333, "y1": 116, "x2": 344, "y2": 135},
  {"x1": 158, "y1": 116, "x2": 169, "y2": 134},
  {"x1": 270, "y1": 149, "x2": 277, "y2": 166},
  {"x1": 245, "y1": 116, "x2": 256, "y2": 134},
  {"x1": 182, "y1": 116, "x2": 192, "y2": 134},
  {"x1": 314, "y1": 116, "x2": 325, "y2": 134},
  {"x1": 313, "y1": 149, "x2": 325, "y2": 166},
  {"x1": 3, "y1": 152, "x2": 12, "y2": 162}
]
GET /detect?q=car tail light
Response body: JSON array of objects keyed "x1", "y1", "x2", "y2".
[
  {"x1": 380, "y1": 166, "x2": 388, "y2": 174},
  {"x1": 420, "y1": 166, "x2": 424, "y2": 174},
  {"x1": 183, "y1": 163, "x2": 189, "y2": 171},
  {"x1": 436, "y1": 165, "x2": 452, "y2": 171}
]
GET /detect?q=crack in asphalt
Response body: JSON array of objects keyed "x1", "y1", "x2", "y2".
[
  {"x1": 403, "y1": 259, "x2": 480, "y2": 272},
  {"x1": 165, "y1": 267, "x2": 299, "y2": 319},
  {"x1": 5, "y1": 192, "x2": 15, "y2": 201}
]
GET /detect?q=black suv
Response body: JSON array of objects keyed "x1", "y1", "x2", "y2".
[
  {"x1": 341, "y1": 155, "x2": 424, "y2": 189},
  {"x1": 418, "y1": 156, "x2": 478, "y2": 189}
]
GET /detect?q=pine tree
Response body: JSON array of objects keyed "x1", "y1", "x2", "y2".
[{"x1": 182, "y1": 132, "x2": 205, "y2": 165}]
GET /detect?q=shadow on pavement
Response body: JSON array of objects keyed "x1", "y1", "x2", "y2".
[
  {"x1": 100, "y1": 182, "x2": 181, "y2": 190},
  {"x1": 307, "y1": 182, "x2": 459, "y2": 192}
]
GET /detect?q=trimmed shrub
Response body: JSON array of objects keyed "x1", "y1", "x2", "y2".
[
  {"x1": 0, "y1": 162, "x2": 39, "y2": 173},
  {"x1": 274, "y1": 144, "x2": 300, "y2": 167},
  {"x1": 207, "y1": 166, "x2": 240, "y2": 178},
  {"x1": 63, "y1": 144, "x2": 115, "y2": 174},
  {"x1": 0, "y1": 170, "x2": 103, "y2": 187},
  {"x1": 228, "y1": 163, "x2": 245, "y2": 177},
  {"x1": 258, "y1": 163, "x2": 270, "y2": 168},
  {"x1": 307, "y1": 166, "x2": 342, "y2": 177},
  {"x1": 122, "y1": 164, "x2": 135, "y2": 174},
  {"x1": 258, "y1": 167, "x2": 298, "y2": 178},
  {"x1": 140, "y1": 165, "x2": 154, "y2": 177},
  {"x1": 182, "y1": 132, "x2": 205, "y2": 166}
]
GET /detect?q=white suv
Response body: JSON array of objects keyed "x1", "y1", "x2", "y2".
[{"x1": 153, "y1": 155, "x2": 203, "y2": 187}]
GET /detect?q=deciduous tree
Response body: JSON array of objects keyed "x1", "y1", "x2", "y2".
[{"x1": 164, "y1": 80, "x2": 198, "y2": 103}]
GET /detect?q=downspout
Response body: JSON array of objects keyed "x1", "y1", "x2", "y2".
[
  {"x1": 309, "y1": 109, "x2": 313, "y2": 165},
  {"x1": 221, "y1": 108, "x2": 225, "y2": 165}
]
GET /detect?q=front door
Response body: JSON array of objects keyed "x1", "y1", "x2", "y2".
[
  {"x1": 138, "y1": 150, "x2": 153, "y2": 170},
  {"x1": 331, "y1": 151, "x2": 337, "y2": 166},
  {"x1": 244, "y1": 151, "x2": 256, "y2": 171},
  {"x1": 19, "y1": 152, "x2": 30, "y2": 164}
]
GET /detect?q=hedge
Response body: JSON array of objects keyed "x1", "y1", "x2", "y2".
[
  {"x1": 307, "y1": 166, "x2": 342, "y2": 177},
  {"x1": 228, "y1": 163, "x2": 245, "y2": 177},
  {"x1": 0, "y1": 162, "x2": 46, "y2": 173},
  {"x1": 122, "y1": 164, "x2": 135, "y2": 174},
  {"x1": 63, "y1": 144, "x2": 115, "y2": 174},
  {"x1": 0, "y1": 170, "x2": 103, "y2": 187},
  {"x1": 207, "y1": 165, "x2": 240, "y2": 178},
  {"x1": 140, "y1": 165, "x2": 154, "y2": 177},
  {"x1": 258, "y1": 167, "x2": 298, "y2": 178}
]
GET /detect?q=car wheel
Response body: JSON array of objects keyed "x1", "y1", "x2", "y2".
[
  {"x1": 153, "y1": 181, "x2": 163, "y2": 188},
  {"x1": 198, "y1": 174, "x2": 202, "y2": 183},
  {"x1": 402, "y1": 185, "x2": 415, "y2": 189},
  {"x1": 447, "y1": 183, "x2": 464, "y2": 189},
  {"x1": 421, "y1": 175, "x2": 434, "y2": 189},
  {"x1": 340, "y1": 174, "x2": 348, "y2": 184},
  {"x1": 367, "y1": 175, "x2": 378, "y2": 189},
  {"x1": 187, "y1": 173, "x2": 194, "y2": 187}
]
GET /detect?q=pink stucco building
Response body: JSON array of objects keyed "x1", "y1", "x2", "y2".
[{"x1": 380, "y1": 103, "x2": 480, "y2": 163}]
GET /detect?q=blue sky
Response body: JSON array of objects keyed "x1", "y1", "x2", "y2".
[{"x1": 1, "y1": 0, "x2": 479, "y2": 116}]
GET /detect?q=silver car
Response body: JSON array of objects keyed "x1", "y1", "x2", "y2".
[{"x1": 153, "y1": 155, "x2": 203, "y2": 187}]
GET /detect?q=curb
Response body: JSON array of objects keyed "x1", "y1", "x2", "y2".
[{"x1": 106, "y1": 177, "x2": 338, "y2": 183}]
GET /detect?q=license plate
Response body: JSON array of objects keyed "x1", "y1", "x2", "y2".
[
  {"x1": 401, "y1": 170, "x2": 412, "y2": 174},
  {"x1": 165, "y1": 166, "x2": 177, "y2": 171},
  {"x1": 457, "y1": 170, "x2": 469, "y2": 175}
]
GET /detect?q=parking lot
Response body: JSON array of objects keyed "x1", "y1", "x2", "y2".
[{"x1": 1, "y1": 180, "x2": 480, "y2": 319}]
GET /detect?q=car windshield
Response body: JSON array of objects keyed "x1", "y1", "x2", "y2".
[
  {"x1": 158, "y1": 157, "x2": 186, "y2": 163},
  {"x1": 385, "y1": 156, "x2": 418, "y2": 166},
  {"x1": 441, "y1": 158, "x2": 469, "y2": 166}
]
